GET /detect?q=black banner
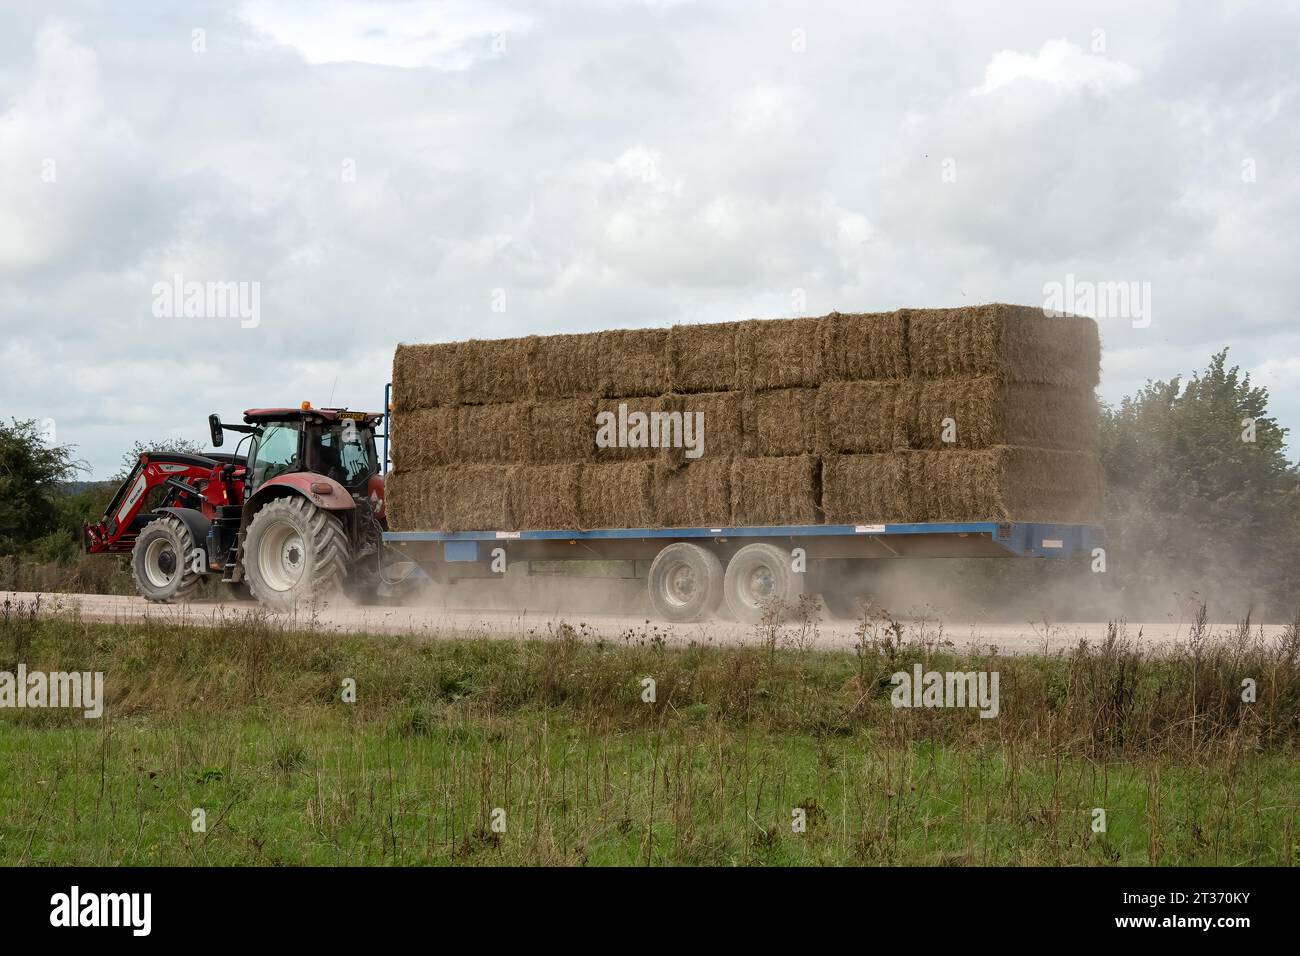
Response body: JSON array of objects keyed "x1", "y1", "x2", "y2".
[{"x1": 0, "y1": 866, "x2": 1281, "y2": 941}]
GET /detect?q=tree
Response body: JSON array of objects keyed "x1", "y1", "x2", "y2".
[
  {"x1": 1099, "y1": 349, "x2": 1300, "y2": 618},
  {"x1": 0, "y1": 419, "x2": 87, "y2": 555}
]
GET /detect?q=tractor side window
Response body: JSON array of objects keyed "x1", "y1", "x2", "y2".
[
  {"x1": 320, "y1": 425, "x2": 371, "y2": 485},
  {"x1": 251, "y1": 424, "x2": 298, "y2": 486}
]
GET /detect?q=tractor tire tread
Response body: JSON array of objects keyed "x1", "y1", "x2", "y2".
[
  {"x1": 244, "y1": 497, "x2": 351, "y2": 611},
  {"x1": 130, "y1": 514, "x2": 202, "y2": 603}
]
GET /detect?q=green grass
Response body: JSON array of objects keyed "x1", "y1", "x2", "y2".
[
  {"x1": 1, "y1": 598, "x2": 1298, "y2": 866},
  {"x1": 3, "y1": 713, "x2": 1297, "y2": 865}
]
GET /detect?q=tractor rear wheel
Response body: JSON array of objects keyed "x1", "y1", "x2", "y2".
[
  {"x1": 131, "y1": 514, "x2": 202, "y2": 603},
  {"x1": 243, "y1": 497, "x2": 351, "y2": 611}
]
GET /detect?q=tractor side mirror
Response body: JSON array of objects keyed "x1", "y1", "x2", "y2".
[{"x1": 209, "y1": 413, "x2": 224, "y2": 448}]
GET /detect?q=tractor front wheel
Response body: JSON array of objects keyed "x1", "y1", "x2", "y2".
[
  {"x1": 243, "y1": 497, "x2": 351, "y2": 611},
  {"x1": 131, "y1": 514, "x2": 202, "y2": 603}
]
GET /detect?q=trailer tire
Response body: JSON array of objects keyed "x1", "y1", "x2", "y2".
[
  {"x1": 243, "y1": 496, "x2": 351, "y2": 611},
  {"x1": 723, "y1": 543, "x2": 804, "y2": 626},
  {"x1": 816, "y1": 560, "x2": 873, "y2": 621},
  {"x1": 647, "y1": 543, "x2": 724, "y2": 623},
  {"x1": 819, "y1": 591, "x2": 862, "y2": 620},
  {"x1": 131, "y1": 514, "x2": 203, "y2": 603}
]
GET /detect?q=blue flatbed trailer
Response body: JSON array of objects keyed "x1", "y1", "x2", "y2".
[
  {"x1": 381, "y1": 520, "x2": 1102, "y2": 623},
  {"x1": 378, "y1": 383, "x2": 1102, "y2": 622},
  {"x1": 383, "y1": 520, "x2": 1100, "y2": 560}
]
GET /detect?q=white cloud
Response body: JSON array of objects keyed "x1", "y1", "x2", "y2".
[
  {"x1": 239, "y1": 0, "x2": 532, "y2": 70},
  {"x1": 730, "y1": 84, "x2": 811, "y2": 135},
  {"x1": 836, "y1": 211, "x2": 873, "y2": 245},
  {"x1": 974, "y1": 39, "x2": 1139, "y2": 96},
  {"x1": 0, "y1": 22, "x2": 147, "y2": 272}
]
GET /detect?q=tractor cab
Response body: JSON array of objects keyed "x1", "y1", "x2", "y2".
[{"x1": 212, "y1": 404, "x2": 384, "y2": 496}]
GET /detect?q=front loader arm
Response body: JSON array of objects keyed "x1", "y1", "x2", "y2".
[{"x1": 83, "y1": 453, "x2": 225, "y2": 554}]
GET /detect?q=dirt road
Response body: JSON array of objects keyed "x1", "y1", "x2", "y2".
[{"x1": 5, "y1": 590, "x2": 1281, "y2": 654}]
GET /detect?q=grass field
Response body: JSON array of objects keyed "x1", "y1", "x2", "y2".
[{"x1": 1, "y1": 596, "x2": 1297, "y2": 866}]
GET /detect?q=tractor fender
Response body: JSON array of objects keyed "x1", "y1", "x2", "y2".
[
  {"x1": 153, "y1": 507, "x2": 213, "y2": 555},
  {"x1": 245, "y1": 473, "x2": 356, "y2": 517}
]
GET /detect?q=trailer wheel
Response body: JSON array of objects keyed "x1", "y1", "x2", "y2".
[
  {"x1": 819, "y1": 591, "x2": 861, "y2": 620},
  {"x1": 131, "y1": 514, "x2": 202, "y2": 603},
  {"x1": 723, "y1": 543, "x2": 804, "y2": 625},
  {"x1": 243, "y1": 497, "x2": 351, "y2": 611},
  {"x1": 816, "y1": 560, "x2": 872, "y2": 621},
  {"x1": 647, "y1": 543, "x2": 724, "y2": 623}
]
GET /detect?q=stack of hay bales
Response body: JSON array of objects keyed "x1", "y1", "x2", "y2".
[{"x1": 387, "y1": 304, "x2": 1101, "y2": 532}]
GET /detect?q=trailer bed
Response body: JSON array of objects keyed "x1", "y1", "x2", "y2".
[{"x1": 384, "y1": 521, "x2": 1102, "y2": 562}]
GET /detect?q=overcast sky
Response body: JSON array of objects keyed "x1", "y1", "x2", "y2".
[{"x1": 1, "y1": 0, "x2": 1297, "y2": 479}]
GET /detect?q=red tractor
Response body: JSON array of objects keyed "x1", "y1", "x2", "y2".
[{"x1": 85, "y1": 403, "x2": 393, "y2": 610}]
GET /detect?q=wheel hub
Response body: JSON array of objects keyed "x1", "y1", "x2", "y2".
[
  {"x1": 144, "y1": 537, "x2": 178, "y2": 589},
  {"x1": 746, "y1": 566, "x2": 775, "y2": 601},
  {"x1": 258, "y1": 520, "x2": 307, "y2": 592},
  {"x1": 664, "y1": 562, "x2": 697, "y2": 607}
]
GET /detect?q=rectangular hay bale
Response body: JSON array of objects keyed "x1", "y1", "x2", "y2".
[
  {"x1": 743, "y1": 388, "x2": 820, "y2": 457},
  {"x1": 821, "y1": 453, "x2": 910, "y2": 524},
  {"x1": 736, "y1": 317, "x2": 822, "y2": 390},
  {"x1": 906, "y1": 304, "x2": 1100, "y2": 388},
  {"x1": 508, "y1": 463, "x2": 581, "y2": 530},
  {"x1": 905, "y1": 447, "x2": 1103, "y2": 523},
  {"x1": 598, "y1": 328, "x2": 670, "y2": 398},
  {"x1": 817, "y1": 381, "x2": 900, "y2": 454},
  {"x1": 818, "y1": 311, "x2": 909, "y2": 381},
  {"x1": 383, "y1": 468, "x2": 443, "y2": 532},
  {"x1": 730, "y1": 455, "x2": 820, "y2": 526},
  {"x1": 527, "y1": 333, "x2": 602, "y2": 401},
  {"x1": 391, "y1": 406, "x2": 458, "y2": 471},
  {"x1": 579, "y1": 462, "x2": 655, "y2": 530},
  {"x1": 678, "y1": 391, "x2": 743, "y2": 462},
  {"x1": 593, "y1": 396, "x2": 683, "y2": 464},
  {"x1": 529, "y1": 398, "x2": 598, "y2": 464},
  {"x1": 456, "y1": 403, "x2": 528, "y2": 464},
  {"x1": 457, "y1": 336, "x2": 534, "y2": 405},
  {"x1": 392, "y1": 342, "x2": 459, "y2": 410},
  {"x1": 654, "y1": 458, "x2": 732, "y2": 528},
  {"x1": 895, "y1": 378, "x2": 1099, "y2": 451},
  {"x1": 669, "y1": 321, "x2": 741, "y2": 393},
  {"x1": 441, "y1": 463, "x2": 511, "y2": 531}
]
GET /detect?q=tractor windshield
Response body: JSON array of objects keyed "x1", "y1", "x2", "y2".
[{"x1": 250, "y1": 423, "x2": 300, "y2": 487}]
